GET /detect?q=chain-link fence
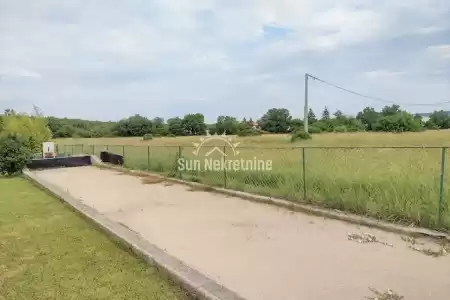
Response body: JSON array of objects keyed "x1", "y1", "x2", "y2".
[{"x1": 56, "y1": 144, "x2": 450, "y2": 230}]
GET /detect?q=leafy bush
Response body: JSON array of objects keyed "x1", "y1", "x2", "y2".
[
  {"x1": 314, "y1": 120, "x2": 334, "y2": 132},
  {"x1": 0, "y1": 134, "x2": 33, "y2": 175},
  {"x1": 374, "y1": 112, "x2": 422, "y2": 132},
  {"x1": 334, "y1": 125, "x2": 348, "y2": 133},
  {"x1": 142, "y1": 133, "x2": 153, "y2": 140},
  {"x1": 208, "y1": 126, "x2": 217, "y2": 135},
  {"x1": 153, "y1": 127, "x2": 169, "y2": 137},
  {"x1": 425, "y1": 120, "x2": 440, "y2": 130},
  {"x1": 308, "y1": 126, "x2": 322, "y2": 134},
  {"x1": 1, "y1": 114, "x2": 52, "y2": 152},
  {"x1": 290, "y1": 131, "x2": 312, "y2": 142},
  {"x1": 237, "y1": 127, "x2": 262, "y2": 137},
  {"x1": 346, "y1": 125, "x2": 364, "y2": 132}
]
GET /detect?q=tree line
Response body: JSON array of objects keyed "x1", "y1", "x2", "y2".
[{"x1": 1, "y1": 105, "x2": 450, "y2": 140}]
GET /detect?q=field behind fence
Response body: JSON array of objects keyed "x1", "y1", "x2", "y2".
[{"x1": 55, "y1": 143, "x2": 450, "y2": 231}]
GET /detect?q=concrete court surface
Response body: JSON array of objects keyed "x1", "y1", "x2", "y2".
[{"x1": 33, "y1": 166, "x2": 450, "y2": 300}]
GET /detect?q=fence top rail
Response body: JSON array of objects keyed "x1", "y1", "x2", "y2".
[{"x1": 59, "y1": 144, "x2": 450, "y2": 150}]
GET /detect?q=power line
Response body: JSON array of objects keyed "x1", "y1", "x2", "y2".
[{"x1": 307, "y1": 73, "x2": 450, "y2": 107}]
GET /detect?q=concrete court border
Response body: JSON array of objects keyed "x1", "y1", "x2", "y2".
[
  {"x1": 23, "y1": 169, "x2": 246, "y2": 300},
  {"x1": 90, "y1": 156, "x2": 450, "y2": 243}
]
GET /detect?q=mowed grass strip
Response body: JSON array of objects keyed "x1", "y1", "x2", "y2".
[{"x1": 0, "y1": 177, "x2": 190, "y2": 300}]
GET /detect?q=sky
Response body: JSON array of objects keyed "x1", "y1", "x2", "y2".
[{"x1": 0, "y1": 0, "x2": 449, "y2": 122}]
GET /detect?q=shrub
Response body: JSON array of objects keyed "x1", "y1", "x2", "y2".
[
  {"x1": 1, "y1": 114, "x2": 52, "y2": 152},
  {"x1": 142, "y1": 133, "x2": 153, "y2": 140},
  {"x1": 208, "y1": 126, "x2": 218, "y2": 135},
  {"x1": 374, "y1": 112, "x2": 422, "y2": 133},
  {"x1": 290, "y1": 131, "x2": 312, "y2": 142},
  {"x1": 334, "y1": 125, "x2": 348, "y2": 133},
  {"x1": 314, "y1": 120, "x2": 334, "y2": 132},
  {"x1": 346, "y1": 126, "x2": 362, "y2": 132},
  {"x1": 0, "y1": 134, "x2": 33, "y2": 175},
  {"x1": 308, "y1": 126, "x2": 322, "y2": 134},
  {"x1": 153, "y1": 127, "x2": 169, "y2": 137},
  {"x1": 237, "y1": 127, "x2": 262, "y2": 137},
  {"x1": 425, "y1": 121, "x2": 440, "y2": 130}
]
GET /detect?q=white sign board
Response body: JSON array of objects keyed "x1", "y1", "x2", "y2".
[{"x1": 42, "y1": 142, "x2": 55, "y2": 157}]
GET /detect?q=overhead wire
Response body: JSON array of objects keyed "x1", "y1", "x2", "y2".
[{"x1": 307, "y1": 73, "x2": 450, "y2": 107}]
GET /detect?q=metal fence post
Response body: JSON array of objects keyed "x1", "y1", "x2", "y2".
[
  {"x1": 438, "y1": 147, "x2": 446, "y2": 227},
  {"x1": 92, "y1": 145, "x2": 94, "y2": 155},
  {"x1": 122, "y1": 145, "x2": 125, "y2": 157},
  {"x1": 302, "y1": 148, "x2": 307, "y2": 200},
  {"x1": 71, "y1": 144, "x2": 74, "y2": 155},
  {"x1": 223, "y1": 146, "x2": 227, "y2": 188},
  {"x1": 178, "y1": 146, "x2": 183, "y2": 179},
  {"x1": 81, "y1": 144, "x2": 84, "y2": 154},
  {"x1": 147, "y1": 146, "x2": 150, "y2": 170},
  {"x1": 56, "y1": 144, "x2": 59, "y2": 155},
  {"x1": 106, "y1": 144, "x2": 109, "y2": 151}
]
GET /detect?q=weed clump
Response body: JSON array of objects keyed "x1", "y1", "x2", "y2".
[
  {"x1": 143, "y1": 134, "x2": 153, "y2": 141},
  {"x1": 237, "y1": 128, "x2": 262, "y2": 137},
  {"x1": 291, "y1": 131, "x2": 312, "y2": 142}
]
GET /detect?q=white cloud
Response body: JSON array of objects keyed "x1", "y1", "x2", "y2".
[
  {"x1": 427, "y1": 45, "x2": 450, "y2": 60},
  {"x1": 0, "y1": 0, "x2": 449, "y2": 120},
  {"x1": 365, "y1": 70, "x2": 406, "y2": 79},
  {"x1": 416, "y1": 26, "x2": 447, "y2": 35},
  {"x1": 0, "y1": 68, "x2": 42, "y2": 79}
]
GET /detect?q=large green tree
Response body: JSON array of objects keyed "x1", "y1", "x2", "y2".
[
  {"x1": 427, "y1": 110, "x2": 450, "y2": 129},
  {"x1": 356, "y1": 107, "x2": 379, "y2": 131},
  {"x1": 182, "y1": 113, "x2": 206, "y2": 135},
  {"x1": 216, "y1": 116, "x2": 239, "y2": 135},
  {"x1": 307, "y1": 108, "x2": 317, "y2": 125},
  {"x1": 167, "y1": 117, "x2": 185, "y2": 136},
  {"x1": 381, "y1": 104, "x2": 401, "y2": 117},
  {"x1": 114, "y1": 114, "x2": 153, "y2": 137},
  {"x1": 259, "y1": 108, "x2": 292, "y2": 133}
]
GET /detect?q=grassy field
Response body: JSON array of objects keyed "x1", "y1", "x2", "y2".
[
  {"x1": 55, "y1": 131, "x2": 450, "y2": 230},
  {"x1": 0, "y1": 177, "x2": 189, "y2": 300}
]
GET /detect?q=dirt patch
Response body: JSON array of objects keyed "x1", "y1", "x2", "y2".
[
  {"x1": 141, "y1": 176, "x2": 166, "y2": 185},
  {"x1": 186, "y1": 185, "x2": 217, "y2": 193}
]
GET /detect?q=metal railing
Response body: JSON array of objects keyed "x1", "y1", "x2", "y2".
[{"x1": 56, "y1": 144, "x2": 450, "y2": 231}]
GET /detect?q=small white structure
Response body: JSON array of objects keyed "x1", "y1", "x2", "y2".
[{"x1": 42, "y1": 142, "x2": 56, "y2": 158}]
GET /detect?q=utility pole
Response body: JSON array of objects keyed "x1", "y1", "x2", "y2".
[{"x1": 304, "y1": 73, "x2": 309, "y2": 133}]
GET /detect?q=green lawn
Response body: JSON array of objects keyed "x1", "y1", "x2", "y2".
[{"x1": 0, "y1": 177, "x2": 190, "y2": 300}]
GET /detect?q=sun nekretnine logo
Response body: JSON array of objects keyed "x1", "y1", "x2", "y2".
[
  {"x1": 177, "y1": 133, "x2": 272, "y2": 172},
  {"x1": 192, "y1": 132, "x2": 240, "y2": 157}
]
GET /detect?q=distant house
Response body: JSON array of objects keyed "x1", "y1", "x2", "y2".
[{"x1": 247, "y1": 120, "x2": 259, "y2": 129}]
